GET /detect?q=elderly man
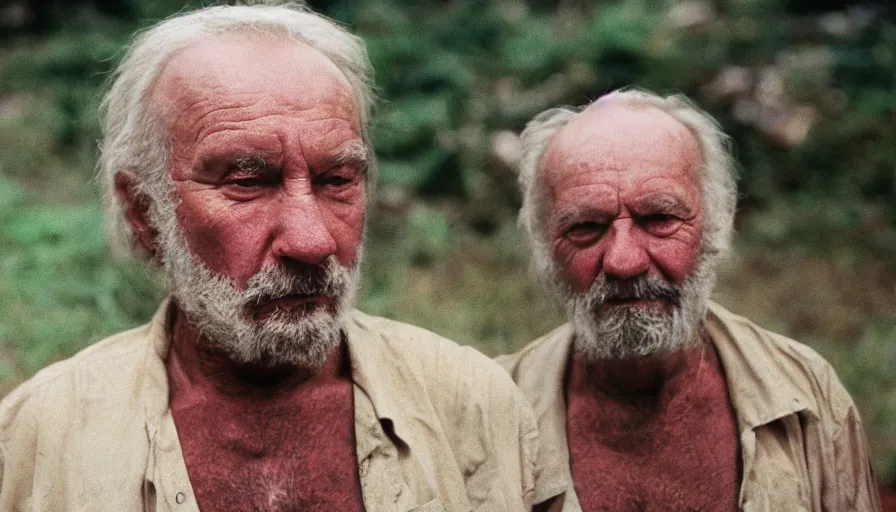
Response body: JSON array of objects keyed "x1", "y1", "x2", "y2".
[
  {"x1": 0, "y1": 4, "x2": 538, "y2": 510},
  {"x1": 499, "y1": 89, "x2": 881, "y2": 511}
]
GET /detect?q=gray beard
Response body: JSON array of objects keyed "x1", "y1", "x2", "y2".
[
  {"x1": 565, "y1": 254, "x2": 716, "y2": 361},
  {"x1": 152, "y1": 201, "x2": 359, "y2": 370}
]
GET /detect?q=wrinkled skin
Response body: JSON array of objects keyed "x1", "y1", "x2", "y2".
[
  {"x1": 565, "y1": 341, "x2": 741, "y2": 511},
  {"x1": 542, "y1": 102, "x2": 740, "y2": 510},
  {"x1": 160, "y1": 38, "x2": 366, "y2": 289},
  {"x1": 117, "y1": 34, "x2": 366, "y2": 509},
  {"x1": 543, "y1": 102, "x2": 704, "y2": 296}
]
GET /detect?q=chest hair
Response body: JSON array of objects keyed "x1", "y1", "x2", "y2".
[
  {"x1": 173, "y1": 378, "x2": 365, "y2": 511},
  {"x1": 567, "y1": 346, "x2": 741, "y2": 511}
]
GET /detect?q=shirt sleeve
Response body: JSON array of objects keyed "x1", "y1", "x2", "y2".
[
  {"x1": 0, "y1": 384, "x2": 40, "y2": 512},
  {"x1": 804, "y1": 353, "x2": 883, "y2": 512},
  {"x1": 826, "y1": 401, "x2": 882, "y2": 511}
]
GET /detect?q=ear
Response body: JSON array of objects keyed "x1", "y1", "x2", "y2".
[{"x1": 113, "y1": 170, "x2": 160, "y2": 261}]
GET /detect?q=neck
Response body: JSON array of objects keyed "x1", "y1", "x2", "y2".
[
  {"x1": 568, "y1": 333, "x2": 708, "y2": 406},
  {"x1": 166, "y1": 304, "x2": 347, "y2": 399}
]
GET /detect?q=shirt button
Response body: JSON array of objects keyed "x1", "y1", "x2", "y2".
[{"x1": 175, "y1": 492, "x2": 186, "y2": 504}]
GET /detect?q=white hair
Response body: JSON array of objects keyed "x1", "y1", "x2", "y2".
[
  {"x1": 517, "y1": 87, "x2": 739, "y2": 290},
  {"x1": 98, "y1": 1, "x2": 376, "y2": 259}
]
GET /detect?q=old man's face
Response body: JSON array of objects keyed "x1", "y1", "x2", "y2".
[
  {"x1": 541, "y1": 103, "x2": 713, "y2": 359},
  {"x1": 148, "y1": 34, "x2": 367, "y2": 367}
]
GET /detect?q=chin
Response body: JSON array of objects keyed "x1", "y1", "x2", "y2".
[{"x1": 196, "y1": 305, "x2": 344, "y2": 369}]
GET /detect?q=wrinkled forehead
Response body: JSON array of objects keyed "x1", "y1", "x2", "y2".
[
  {"x1": 540, "y1": 102, "x2": 703, "y2": 187},
  {"x1": 149, "y1": 32, "x2": 358, "y2": 128}
]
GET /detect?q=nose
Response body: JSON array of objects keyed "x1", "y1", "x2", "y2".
[
  {"x1": 601, "y1": 218, "x2": 649, "y2": 280},
  {"x1": 271, "y1": 198, "x2": 338, "y2": 267}
]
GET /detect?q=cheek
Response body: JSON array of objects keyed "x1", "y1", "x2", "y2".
[
  {"x1": 551, "y1": 242, "x2": 602, "y2": 293},
  {"x1": 647, "y1": 228, "x2": 703, "y2": 283},
  {"x1": 650, "y1": 245, "x2": 699, "y2": 282},
  {"x1": 175, "y1": 194, "x2": 271, "y2": 282},
  {"x1": 322, "y1": 192, "x2": 367, "y2": 265}
]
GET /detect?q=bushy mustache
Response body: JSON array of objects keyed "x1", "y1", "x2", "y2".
[
  {"x1": 595, "y1": 274, "x2": 681, "y2": 305},
  {"x1": 240, "y1": 259, "x2": 350, "y2": 309}
]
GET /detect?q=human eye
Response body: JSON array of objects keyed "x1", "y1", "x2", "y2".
[
  {"x1": 221, "y1": 157, "x2": 278, "y2": 199},
  {"x1": 313, "y1": 166, "x2": 360, "y2": 191},
  {"x1": 318, "y1": 174, "x2": 352, "y2": 187},
  {"x1": 638, "y1": 213, "x2": 682, "y2": 236},
  {"x1": 222, "y1": 176, "x2": 276, "y2": 201},
  {"x1": 565, "y1": 222, "x2": 606, "y2": 246},
  {"x1": 226, "y1": 174, "x2": 273, "y2": 188}
]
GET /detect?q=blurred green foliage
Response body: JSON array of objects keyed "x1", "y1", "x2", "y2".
[
  {"x1": 0, "y1": 0, "x2": 893, "y2": 484},
  {"x1": 835, "y1": 317, "x2": 896, "y2": 484}
]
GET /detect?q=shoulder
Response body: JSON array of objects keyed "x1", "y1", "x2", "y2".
[
  {"x1": 0, "y1": 323, "x2": 154, "y2": 504},
  {"x1": 347, "y1": 311, "x2": 539, "y2": 503},
  {"x1": 707, "y1": 302, "x2": 857, "y2": 423},
  {"x1": 0, "y1": 323, "x2": 152, "y2": 440},
  {"x1": 709, "y1": 303, "x2": 881, "y2": 509},
  {"x1": 496, "y1": 323, "x2": 572, "y2": 377},
  {"x1": 495, "y1": 323, "x2": 573, "y2": 408},
  {"x1": 348, "y1": 310, "x2": 517, "y2": 392},
  {"x1": 347, "y1": 310, "x2": 536, "y2": 435}
]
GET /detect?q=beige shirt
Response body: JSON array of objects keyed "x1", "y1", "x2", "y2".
[
  {"x1": 498, "y1": 301, "x2": 881, "y2": 512},
  {"x1": 0, "y1": 300, "x2": 538, "y2": 511}
]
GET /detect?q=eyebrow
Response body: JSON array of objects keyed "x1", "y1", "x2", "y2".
[
  {"x1": 231, "y1": 154, "x2": 270, "y2": 174},
  {"x1": 196, "y1": 149, "x2": 280, "y2": 177},
  {"x1": 327, "y1": 140, "x2": 370, "y2": 174},
  {"x1": 552, "y1": 205, "x2": 614, "y2": 230},
  {"x1": 636, "y1": 195, "x2": 694, "y2": 217}
]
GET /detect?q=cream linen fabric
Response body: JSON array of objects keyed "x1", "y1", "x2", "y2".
[
  {"x1": 498, "y1": 301, "x2": 881, "y2": 512},
  {"x1": 0, "y1": 299, "x2": 538, "y2": 511}
]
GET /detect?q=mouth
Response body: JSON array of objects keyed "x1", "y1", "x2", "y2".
[
  {"x1": 252, "y1": 294, "x2": 335, "y2": 320},
  {"x1": 600, "y1": 297, "x2": 671, "y2": 313}
]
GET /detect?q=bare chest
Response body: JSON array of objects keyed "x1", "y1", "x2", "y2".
[
  {"x1": 568, "y1": 432, "x2": 741, "y2": 512},
  {"x1": 172, "y1": 383, "x2": 364, "y2": 511},
  {"x1": 567, "y1": 349, "x2": 741, "y2": 511}
]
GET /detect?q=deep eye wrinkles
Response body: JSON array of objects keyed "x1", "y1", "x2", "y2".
[
  {"x1": 222, "y1": 155, "x2": 279, "y2": 199},
  {"x1": 312, "y1": 142, "x2": 368, "y2": 191},
  {"x1": 638, "y1": 213, "x2": 682, "y2": 237},
  {"x1": 566, "y1": 221, "x2": 607, "y2": 246}
]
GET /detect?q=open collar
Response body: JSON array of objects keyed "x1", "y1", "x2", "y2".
[
  {"x1": 343, "y1": 310, "x2": 411, "y2": 461},
  {"x1": 518, "y1": 301, "x2": 815, "y2": 509},
  {"x1": 501, "y1": 323, "x2": 577, "y2": 507},
  {"x1": 136, "y1": 301, "x2": 411, "y2": 450},
  {"x1": 136, "y1": 300, "x2": 415, "y2": 510},
  {"x1": 706, "y1": 302, "x2": 813, "y2": 431},
  {"x1": 138, "y1": 298, "x2": 200, "y2": 511}
]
